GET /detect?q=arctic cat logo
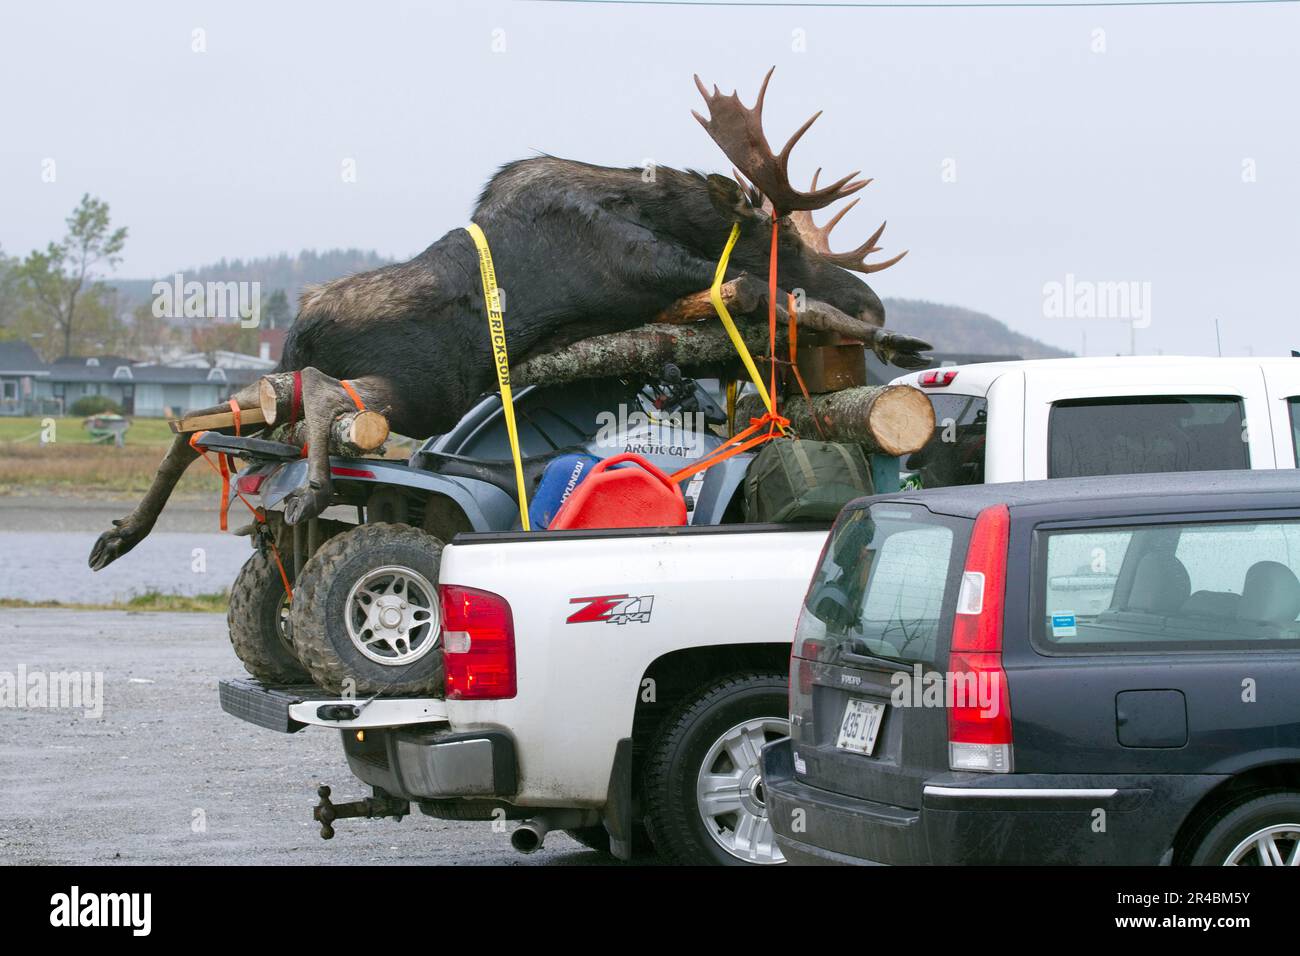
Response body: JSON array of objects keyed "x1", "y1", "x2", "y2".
[
  {"x1": 623, "y1": 442, "x2": 693, "y2": 458},
  {"x1": 566, "y1": 594, "x2": 655, "y2": 625}
]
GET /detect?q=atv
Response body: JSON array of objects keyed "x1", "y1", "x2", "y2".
[{"x1": 199, "y1": 369, "x2": 754, "y2": 696}]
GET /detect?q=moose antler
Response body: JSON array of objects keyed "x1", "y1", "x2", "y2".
[
  {"x1": 789, "y1": 170, "x2": 908, "y2": 274},
  {"x1": 693, "y1": 67, "x2": 868, "y2": 214}
]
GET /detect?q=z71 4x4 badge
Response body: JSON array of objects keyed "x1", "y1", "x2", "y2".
[{"x1": 566, "y1": 594, "x2": 655, "y2": 625}]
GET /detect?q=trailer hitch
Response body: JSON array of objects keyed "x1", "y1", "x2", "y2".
[{"x1": 313, "y1": 784, "x2": 409, "y2": 839}]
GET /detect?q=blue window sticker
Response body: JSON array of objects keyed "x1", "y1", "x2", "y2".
[{"x1": 1051, "y1": 612, "x2": 1078, "y2": 638}]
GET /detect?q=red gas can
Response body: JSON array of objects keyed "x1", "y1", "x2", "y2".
[{"x1": 547, "y1": 453, "x2": 687, "y2": 530}]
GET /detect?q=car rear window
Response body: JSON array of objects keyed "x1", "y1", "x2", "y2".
[
  {"x1": 1048, "y1": 395, "x2": 1248, "y2": 479},
  {"x1": 905, "y1": 393, "x2": 987, "y2": 489},
  {"x1": 802, "y1": 503, "x2": 968, "y2": 666},
  {"x1": 1037, "y1": 516, "x2": 1300, "y2": 650}
]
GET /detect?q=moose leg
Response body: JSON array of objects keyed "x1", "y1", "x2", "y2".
[
  {"x1": 87, "y1": 382, "x2": 264, "y2": 571},
  {"x1": 280, "y1": 369, "x2": 397, "y2": 526}
]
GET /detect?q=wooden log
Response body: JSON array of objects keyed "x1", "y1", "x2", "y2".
[
  {"x1": 277, "y1": 409, "x2": 390, "y2": 456},
  {"x1": 258, "y1": 372, "x2": 297, "y2": 425},
  {"x1": 737, "y1": 384, "x2": 935, "y2": 457},
  {"x1": 653, "y1": 279, "x2": 882, "y2": 342},
  {"x1": 168, "y1": 404, "x2": 267, "y2": 435},
  {"x1": 653, "y1": 278, "x2": 763, "y2": 325},
  {"x1": 514, "y1": 293, "x2": 890, "y2": 388},
  {"x1": 513, "y1": 321, "x2": 779, "y2": 387}
]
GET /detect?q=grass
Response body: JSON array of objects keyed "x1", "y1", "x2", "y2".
[
  {"x1": 0, "y1": 416, "x2": 178, "y2": 446},
  {"x1": 0, "y1": 441, "x2": 223, "y2": 495},
  {"x1": 0, "y1": 590, "x2": 230, "y2": 613},
  {"x1": 0, "y1": 415, "x2": 416, "y2": 494},
  {"x1": 0, "y1": 415, "x2": 220, "y2": 495}
]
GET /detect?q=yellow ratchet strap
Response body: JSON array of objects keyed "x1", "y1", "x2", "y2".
[
  {"x1": 710, "y1": 223, "x2": 774, "y2": 415},
  {"x1": 465, "y1": 222, "x2": 530, "y2": 530}
]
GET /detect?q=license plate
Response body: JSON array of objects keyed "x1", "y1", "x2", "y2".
[{"x1": 836, "y1": 698, "x2": 886, "y2": 755}]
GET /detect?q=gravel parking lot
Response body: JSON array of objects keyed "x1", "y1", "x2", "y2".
[{"x1": 0, "y1": 607, "x2": 607, "y2": 866}]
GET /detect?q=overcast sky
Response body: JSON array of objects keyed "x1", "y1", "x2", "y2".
[{"x1": 3, "y1": 0, "x2": 1297, "y2": 357}]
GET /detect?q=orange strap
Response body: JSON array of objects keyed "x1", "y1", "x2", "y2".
[
  {"x1": 671, "y1": 411, "x2": 789, "y2": 484},
  {"x1": 189, "y1": 420, "x2": 294, "y2": 599},
  {"x1": 340, "y1": 379, "x2": 365, "y2": 411},
  {"x1": 768, "y1": 219, "x2": 780, "y2": 405}
]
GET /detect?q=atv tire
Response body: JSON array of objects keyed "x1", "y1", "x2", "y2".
[
  {"x1": 290, "y1": 522, "x2": 444, "y2": 695},
  {"x1": 227, "y1": 550, "x2": 307, "y2": 683}
]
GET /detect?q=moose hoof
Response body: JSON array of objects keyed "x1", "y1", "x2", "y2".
[
  {"x1": 283, "y1": 482, "x2": 332, "y2": 526},
  {"x1": 88, "y1": 519, "x2": 143, "y2": 571}
]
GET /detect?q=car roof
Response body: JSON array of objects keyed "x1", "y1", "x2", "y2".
[{"x1": 858, "y1": 469, "x2": 1300, "y2": 520}]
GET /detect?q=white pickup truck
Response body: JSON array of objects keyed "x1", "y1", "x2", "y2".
[
  {"x1": 221, "y1": 522, "x2": 828, "y2": 866},
  {"x1": 220, "y1": 354, "x2": 1300, "y2": 866},
  {"x1": 890, "y1": 355, "x2": 1300, "y2": 486}
]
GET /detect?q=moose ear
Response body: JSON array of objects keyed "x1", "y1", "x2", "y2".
[{"x1": 706, "y1": 173, "x2": 761, "y2": 222}]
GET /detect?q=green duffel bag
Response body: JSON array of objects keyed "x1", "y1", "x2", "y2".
[{"x1": 744, "y1": 437, "x2": 873, "y2": 523}]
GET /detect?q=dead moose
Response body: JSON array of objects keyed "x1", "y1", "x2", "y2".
[{"x1": 89, "y1": 69, "x2": 929, "y2": 578}]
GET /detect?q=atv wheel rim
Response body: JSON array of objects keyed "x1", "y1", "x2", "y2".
[
  {"x1": 1224, "y1": 824, "x2": 1300, "y2": 866},
  {"x1": 344, "y1": 565, "x2": 440, "y2": 666},
  {"x1": 276, "y1": 592, "x2": 294, "y2": 654},
  {"x1": 696, "y1": 717, "x2": 788, "y2": 865}
]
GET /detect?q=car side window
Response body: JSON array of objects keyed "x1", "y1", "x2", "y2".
[
  {"x1": 1044, "y1": 530, "x2": 1132, "y2": 619},
  {"x1": 1038, "y1": 517, "x2": 1300, "y2": 650},
  {"x1": 1047, "y1": 396, "x2": 1248, "y2": 479},
  {"x1": 1289, "y1": 397, "x2": 1300, "y2": 467}
]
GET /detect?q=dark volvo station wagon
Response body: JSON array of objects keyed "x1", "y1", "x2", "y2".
[{"x1": 763, "y1": 470, "x2": 1300, "y2": 865}]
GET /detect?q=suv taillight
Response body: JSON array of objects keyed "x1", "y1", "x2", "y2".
[
  {"x1": 440, "y1": 584, "x2": 517, "y2": 700},
  {"x1": 947, "y1": 504, "x2": 1012, "y2": 772}
]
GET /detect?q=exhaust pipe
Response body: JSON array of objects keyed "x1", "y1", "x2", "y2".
[
  {"x1": 510, "y1": 818, "x2": 551, "y2": 854},
  {"x1": 509, "y1": 809, "x2": 600, "y2": 854}
]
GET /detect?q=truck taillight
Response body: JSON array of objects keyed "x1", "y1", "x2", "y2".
[
  {"x1": 918, "y1": 369, "x2": 958, "y2": 388},
  {"x1": 439, "y1": 584, "x2": 517, "y2": 700},
  {"x1": 947, "y1": 504, "x2": 1012, "y2": 773}
]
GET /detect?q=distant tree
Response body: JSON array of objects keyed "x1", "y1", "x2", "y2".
[
  {"x1": 0, "y1": 245, "x2": 20, "y2": 335},
  {"x1": 122, "y1": 301, "x2": 184, "y2": 362},
  {"x1": 264, "y1": 288, "x2": 291, "y2": 329},
  {"x1": 191, "y1": 321, "x2": 258, "y2": 361},
  {"x1": 15, "y1": 194, "x2": 128, "y2": 359}
]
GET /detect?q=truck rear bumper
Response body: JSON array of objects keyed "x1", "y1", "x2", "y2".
[
  {"x1": 342, "y1": 726, "x2": 518, "y2": 801},
  {"x1": 218, "y1": 677, "x2": 449, "y2": 733},
  {"x1": 219, "y1": 678, "x2": 511, "y2": 801}
]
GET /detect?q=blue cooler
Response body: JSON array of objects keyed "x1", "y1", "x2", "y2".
[{"x1": 528, "y1": 453, "x2": 600, "y2": 529}]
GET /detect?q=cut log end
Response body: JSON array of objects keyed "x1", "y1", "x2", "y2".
[
  {"x1": 864, "y1": 384, "x2": 935, "y2": 456},
  {"x1": 347, "y1": 410, "x2": 390, "y2": 451},
  {"x1": 259, "y1": 377, "x2": 281, "y2": 424},
  {"x1": 738, "y1": 384, "x2": 935, "y2": 457}
]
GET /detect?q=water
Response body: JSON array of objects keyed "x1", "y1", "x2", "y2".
[{"x1": 0, "y1": 531, "x2": 251, "y2": 603}]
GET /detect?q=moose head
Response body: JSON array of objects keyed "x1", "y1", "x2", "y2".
[{"x1": 692, "y1": 66, "x2": 908, "y2": 329}]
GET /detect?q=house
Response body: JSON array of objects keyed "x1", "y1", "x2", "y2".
[
  {"x1": 0, "y1": 341, "x2": 53, "y2": 416},
  {"x1": 0, "y1": 343, "x2": 270, "y2": 417}
]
